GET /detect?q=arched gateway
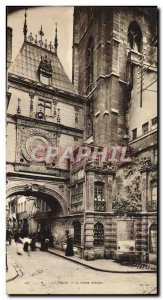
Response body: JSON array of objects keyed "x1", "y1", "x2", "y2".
[
  {"x1": 6, "y1": 182, "x2": 68, "y2": 238},
  {"x1": 6, "y1": 183, "x2": 66, "y2": 215}
]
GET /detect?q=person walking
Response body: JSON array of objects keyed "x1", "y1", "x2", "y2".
[
  {"x1": 16, "y1": 235, "x2": 24, "y2": 255},
  {"x1": 65, "y1": 230, "x2": 74, "y2": 257},
  {"x1": 49, "y1": 231, "x2": 54, "y2": 249},
  {"x1": 23, "y1": 235, "x2": 31, "y2": 256},
  {"x1": 30, "y1": 234, "x2": 37, "y2": 251},
  {"x1": 6, "y1": 229, "x2": 12, "y2": 245},
  {"x1": 13, "y1": 229, "x2": 20, "y2": 243}
]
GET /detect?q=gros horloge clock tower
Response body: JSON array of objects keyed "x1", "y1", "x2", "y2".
[{"x1": 7, "y1": 13, "x2": 84, "y2": 240}]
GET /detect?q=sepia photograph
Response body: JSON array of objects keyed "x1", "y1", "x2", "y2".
[{"x1": 6, "y1": 5, "x2": 158, "y2": 295}]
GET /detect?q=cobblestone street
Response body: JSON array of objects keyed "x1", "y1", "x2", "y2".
[{"x1": 6, "y1": 243, "x2": 157, "y2": 295}]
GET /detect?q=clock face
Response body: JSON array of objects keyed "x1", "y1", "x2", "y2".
[{"x1": 25, "y1": 135, "x2": 49, "y2": 162}]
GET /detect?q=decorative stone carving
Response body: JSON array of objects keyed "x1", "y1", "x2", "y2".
[
  {"x1": 123, "y1": 164, "x2": 137, "y2": 178},
  {"x1": 16, "y1": 116, "x2": 83, "y2": 138},
  {"x1": 59, "y1": 184, "x2": 64, "y2": 193},
  {"x1": 94, "y1": 216, "x2": 104, "y2": 223},
  {"x1": 112, "y1": 161, "x2": 142, "y2": 215},
  {"x1": 95, "y1": 175, "x2": 103, "y2": 182},
  {"x1": 150, "y1": 171, "x2": 157, "y2": 181},
  {"x1": 134, "y1": 156, "x2": 153, "y2": 171},
  {"x1": 85, "y1": 159, "x2": 116, "y2": 173},
  {"x1": 24, "y1": 183, "x2": 45, "y2": 193}
]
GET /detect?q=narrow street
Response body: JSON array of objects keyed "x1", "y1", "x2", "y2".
[{"x1": 6, "y1": 243, "x2": 157, "y2": 295}]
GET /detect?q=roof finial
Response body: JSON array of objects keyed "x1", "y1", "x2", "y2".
[
  {"x1": 38, "y1": 25, "x2": 44, "y2": 41},
  {"x1": 54, "y1": 23, "x2": 58, "y2": 53},
  {"x1": 23, "y1": 8, "x2": 28, "y2": 41}
]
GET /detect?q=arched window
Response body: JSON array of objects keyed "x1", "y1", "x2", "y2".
[
  {"x1": 94, "y1": 222, "x2": 104, "y2": 246},
  {"x1": 128, "y1": 21, "x2": 142, "y2": 53},
  {"x1": 149, "y1": 224, "x2": 157, "y2": 254},
  {"x1": 86, "y1": 37, "x2": 94, "y2": 92},
  {"x1": 73, "y1": 220, "x2": 81, "y2": 245}
]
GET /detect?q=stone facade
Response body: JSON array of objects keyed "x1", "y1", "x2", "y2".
[
  {"x1": 71, "y1": 7, "x2": 158, "y2": 262},
  {"x1": 7, "y1": 7, "x2": 158, "y2": 263}
]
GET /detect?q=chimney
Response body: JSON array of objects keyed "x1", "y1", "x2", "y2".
[{"x1": 7, "y1": 27, "x2": 12, "y2": 69}]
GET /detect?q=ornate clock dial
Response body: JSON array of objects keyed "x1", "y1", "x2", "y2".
[{"x1": 25, "y1": 135, "x2": 49, "y2": 162}]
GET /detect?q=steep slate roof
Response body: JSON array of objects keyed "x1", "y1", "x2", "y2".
[{"x1": 9, "y1": 41, "x2": 77, "y2": 94}]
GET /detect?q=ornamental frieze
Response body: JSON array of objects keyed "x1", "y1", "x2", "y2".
[
  {"x1": 16, "y1": 116, "x2": 83, "y2": 137},
  {"x1": 14, "y1": 163, "x2": 69, "y2": 178}
]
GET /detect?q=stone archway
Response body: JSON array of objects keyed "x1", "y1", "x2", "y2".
[{"x1": 6, "y1": 183, "x2": 67, "y2": 215}]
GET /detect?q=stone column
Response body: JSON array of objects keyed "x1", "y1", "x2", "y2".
[
  {"x1": 135, "y1": 218, "x2": 142, "y2": 252},
  {"x1": 86, "y1": 172, "x2": 94, "y2": 211},
  {"x1": 80, "y1": 219, "x2": 85, "y2": 248},
  {"x1": 140, "y1": 216, "x2": 149, "y2": 262},
  {"x1": 83, "y1": 214, "x2": 95, "y2": 260},
  {"x1": 104, "y1": 218, "x2": 117, "y2": 258},
  {"x1": 105, "y1": 174, "x2": 114, "y2": 212}
]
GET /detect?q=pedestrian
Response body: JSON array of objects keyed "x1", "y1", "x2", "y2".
[
  {"x1": 16, "y1": 236, "x2": 24, "y2": 255},
  {"x1": 65, "y1": 231, "x2": 74, "y2": 257},
  {"x1": 23, "y1": 235, "x2": 31, "y2": 256},
  {"x1": 6, "y1": 229, "x2": 12, "y2": 245},
  {"x1": 30, "y1": 234, "x2": 37, "y2": 251},
  {"x1": 14, "y1": 230, "x2": 19, "y2": 243},
  {"x1": 40, "y1": 234, "x2": 46, "y2": 251},
  {"x1": 44, "y1": 237, "x2": 49, "y2": 251},
  {"x1": 49, "y1": 232, "x2": 54, "y2": 249}
]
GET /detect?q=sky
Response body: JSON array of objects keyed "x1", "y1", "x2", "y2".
[{"x1": 7, "y1": 6, "x2": 74, "y2": 80}]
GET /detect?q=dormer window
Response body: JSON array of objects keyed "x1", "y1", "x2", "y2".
[
  {"x1": 38, "y1": 55, "x2": 53, "y2": 84},
  {"x1": 40, "y1": 74, "x2": 50, "y2": 85}
]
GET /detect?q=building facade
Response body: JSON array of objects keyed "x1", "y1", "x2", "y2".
[{"x1": 7, "y1": 7, "x2": 158, "y2": 263}]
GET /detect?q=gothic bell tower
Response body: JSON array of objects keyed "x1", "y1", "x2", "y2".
[{"x1": 72, "y1": 7, "x2": 128, "y2": 146}]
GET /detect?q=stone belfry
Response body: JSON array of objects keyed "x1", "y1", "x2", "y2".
[
  {"x1": 72, "y1": 7, "x2": 157, "y2": 147},
  {"x1": 72, "y1": 7, "x2": 128, "y2": 146}
]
